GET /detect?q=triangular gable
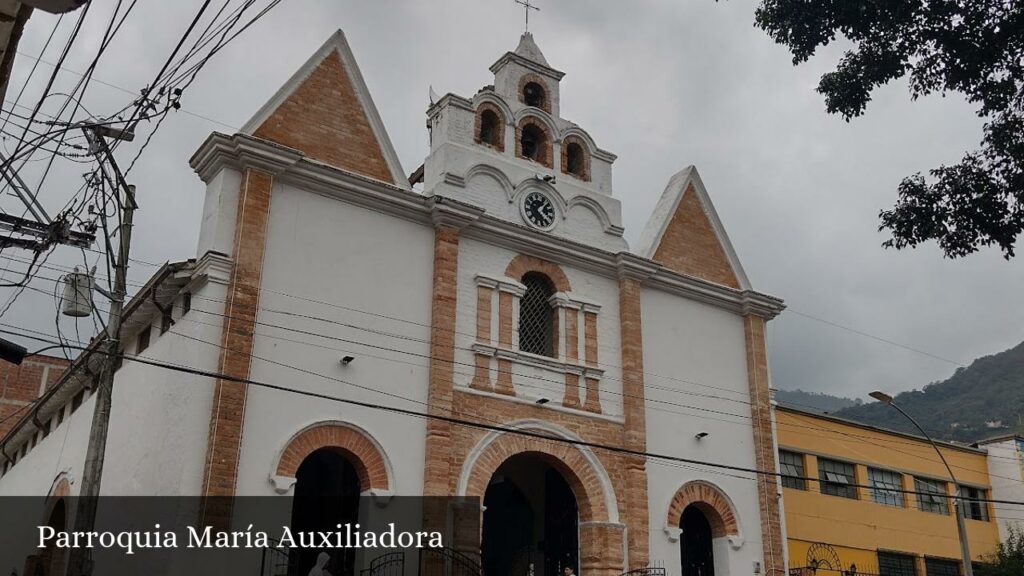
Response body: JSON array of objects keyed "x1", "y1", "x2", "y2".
[
  {"x1": 636, "y1": 166, "x2": 750, "y2": 290},
  {"x1": 241, "y1": 30, "x2": 408, "y2": 189}
]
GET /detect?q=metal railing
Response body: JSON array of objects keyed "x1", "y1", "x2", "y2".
[
  {"x1": 360, "y1": 551, "x2": 406, "y2": 576},
  {"x1": 419, "y1": 547, "x2": 482, "y2": 576}
]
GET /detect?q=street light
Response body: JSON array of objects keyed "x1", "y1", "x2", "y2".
[{"x1": 869, "y1": 390, "x2": 974, "y2": 576}]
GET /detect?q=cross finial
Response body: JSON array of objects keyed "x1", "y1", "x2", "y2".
[{"x1": 515, "y1": 0, "x2": 540, "y2": 33}]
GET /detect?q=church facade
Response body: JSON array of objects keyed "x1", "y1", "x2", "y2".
[{"x1": 0, "y1": 30, "x2": 787, "y2": 576}]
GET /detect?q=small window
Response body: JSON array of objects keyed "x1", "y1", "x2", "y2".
[
  {"x1": 925, "y1": 558, "x2": 960, "y2": 576},
  {"x1": 478, "y1": 109, "x2": 501, "y2": 148},
  {"x1": 520, "y1": 123, "x2": 546, "y2": 163},
  {"x1": 160, "y1": 309, "x2": 173, "y2": 334},
  {"x1": 518, "y1": 272, "x2": 555, "y2": 357},
  {"x1": 565, "y1": 142, "x2": 586, "y2": 178},
  {"x1": 181, "y1": 292, "x2": 192, "y2": 316},
  {"x1": 915, "y1": 477, "x2": 949, "y2": 515},
  {"x1": 818, "y1": 458, "x2": 857, "y2": 499},
  {"x1": 137, "y1": 326, "x2": 151, "y2": 354},
  {"x1": 879, "y1": 552, "x2": 917, "y2": 576},
  {"x1": 779, "y1": 451, "x2": 806, "y2": 490},
  {"x1": 958, "y1": 485, "x2": 989, "y2": 521},
  {"x1": 56, "y1": 407, "x2": 65, "y2": 427},
  {"x1": 523, "y1": 81, "x2": 545, "y2": 108},
  {"x1": 869, "y1": 468, "x2": 904, "y2": 507}
]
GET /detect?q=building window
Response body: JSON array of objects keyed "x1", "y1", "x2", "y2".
[
  {"x1": 523, "y1": 81, "x2": 546, "y2": 108},
  {"x1": 520, "y1": 123, "x2": 547, "y2": 163},
  {"x1": 477, "y1": 109, "x2": 502, "y2": 148},
  {"x1": 818, "y1": 458, "x2": 857, "y2": 499},
  {"x1": 160, "y1": 309, "x2": 173, "y2": 334},
  {"x1": 71, "y1": 390, "x2": 84, "y2": 413},
  {"x1": 137, "y1": 326, "x2": 151, "y2": 354},
  {"x1": 915, "y1": 477, "x2": 949, "y2": 515},
  {"x1": 779, "y1": 450, "x2": 806, "y2": 490},
  {"x1": 181, "y1": 292, "x2": 192, "y2": 316},
  {"x1": 925, "y1": 558, "x2": 960, "y2": 576},
  {"x1": 879, "y1": 552, "x2": 917, "y2": 576},
  {"x1": 518, "y1": 272, "x2": 555, "y2": 357},
  {"x1": 869, "y1": 468, "x2": 904, "y2": 507},
  {"x1": 958, "y1": 485, "x2": 989, "y2": 521}
]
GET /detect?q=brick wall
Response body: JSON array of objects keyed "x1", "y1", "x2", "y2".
[
  {"x1": 0, "y1": 355, "x2": 68, "y2": 439},
  {"x1": 652, "y1": 184, "x2": 740, "y2": 289}
]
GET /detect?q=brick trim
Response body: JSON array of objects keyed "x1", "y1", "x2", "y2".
[
  {"x1": 517, "y1": 73, "x2": 552, "y2": 114},
  {"x1": 667, "y1": 480, "x2": 740, "y2": 538},
  {"x1": 504, "y1": 254, "x2": 571, "y2": 291},
  {"x1": 474, "y1": 102, "x2": 506, "y2": 152},
  {"x1": 745, "y1": 315, "x2": 786, "y2": 575},
  {"x1": 275, "y1": 422, "x2": 390, "y2": 491},
  {"x1": 200, "y1": 169, "x2": 274, "y2": 528},
  {"x1": 515, "y1": 117, "x2": 554, "y2": 169},
  {"x1": 463, "y1": 433, "x2": 609, "y2": 523},
  {"x1": 618, "y1": 276, "x2": 649, "y2": 568},
  {"x1": 560, "y1": 135, "x2": 591, "y2": 182}
]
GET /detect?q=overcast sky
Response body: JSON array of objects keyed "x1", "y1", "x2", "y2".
[{"x1": 2, "y1": 0, "x2": 1021, "y2": 401}]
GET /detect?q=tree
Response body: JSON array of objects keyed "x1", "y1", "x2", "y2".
[
  {"x1": 753, "y1": 1, "x2": 1024, "y2": 258},
  {"x1": 975, "y1": 526, "x2": 1024, "y2": 576}
]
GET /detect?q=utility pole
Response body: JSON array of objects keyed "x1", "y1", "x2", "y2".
[{"x1": 65, "y1": 125, "x2": 136, "y2": 576}]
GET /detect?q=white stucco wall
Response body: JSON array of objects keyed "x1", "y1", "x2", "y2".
[
  {"x1": 235, "y1": 180, "x2": 434, "y2": 497},
  {"x1": 0, "y1": 393, "x2": 92, "y2": 497},
  {"x1": 641, "y1": 287, "x2": 767, "y2": 576},
  {"x1": 982, "y1": 438, "x2": 1024, "y2": 540}
]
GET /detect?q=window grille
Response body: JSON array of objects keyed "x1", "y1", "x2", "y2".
[
  {"x1": 869, "y1": 468, "x2": 904, "y2": 507},
  {"x1": 925, "y1": 558, "x2": 960, "y2": 576},
  {"x1": 779, "y1": 450, "x2": 806, "y2": 490},
  {"x1": 818, "y1": 458, "x2": 857, "y2": 499},
  {"x1": 518, "y1": 272, "x2": 555, "y2": 357},
  {"x1": 879, "y1": 553, "x2": 917, "y2": 576},
  {"x1": 914, "y1": 477, "x2": 949, "y2": 515},
  {"x1": 958, "y1": 485, "x2": 989, "y2": 521}
]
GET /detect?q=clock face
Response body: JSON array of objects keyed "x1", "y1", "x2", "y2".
[{"x1": 522, "y1": 191, "x2": 556, "y2": 230}]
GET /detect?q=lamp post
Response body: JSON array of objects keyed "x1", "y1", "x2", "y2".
[{"x1": 869, "y1": 390, "x2": 974, "y2": 576}]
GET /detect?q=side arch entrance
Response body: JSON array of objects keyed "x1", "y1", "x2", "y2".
[
  {"x1": 666, "y1": 481, "x2": 741, "y2": 576},
  {"x1": 274, "y1": 422, "x2": 393, "y2": 576}
]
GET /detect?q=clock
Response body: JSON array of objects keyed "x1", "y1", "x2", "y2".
[{"x1": 521, "y1": 191, "x2": 556, "y2": 230}]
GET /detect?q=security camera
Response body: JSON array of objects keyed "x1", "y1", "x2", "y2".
[{"x1": 535, "y1": 173, "x2": 555, "y2": 183}]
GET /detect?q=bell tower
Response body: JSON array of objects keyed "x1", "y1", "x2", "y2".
[{"x1": 421, "y1": 33, "x2": 627, "y2": 253}]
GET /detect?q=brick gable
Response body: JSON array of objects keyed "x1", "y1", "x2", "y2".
[{"x1": 652, "y1": 183, "x2": 741, "y2": 289}]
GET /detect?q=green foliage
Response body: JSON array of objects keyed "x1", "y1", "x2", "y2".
[
  {"x1": 976, "y1": 526, "x2": 1024, "y2": 576},
  {"x1": 775, "y1": 389, "x2": 861, "y2": 414},
  {"x1": 753, "y1": 0, "x2": 1024, "y2": 258},
  {"x1": 836, "y1": 340, "x2": 1024, "y2": 443}
]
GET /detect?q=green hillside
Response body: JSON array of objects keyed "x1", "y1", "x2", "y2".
[
  {"x1": 775, "y1": 389, "x2": 861, "y2": 414},
  {"x1": 834, "y1": 340, "x2": 1024, "y2": 443}
]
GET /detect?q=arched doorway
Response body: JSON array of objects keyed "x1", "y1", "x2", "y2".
[
  {"x1": 37, "y1": 498, "x2": 66, "y2": 576},
  {"x1": 680, "y1": 505, "x2": 715, "y2": 576},
  {"x1": 290, "y1": 448, "x2": 361, "y2": 576},
  {"x1": 481, "y1": 454, "x2": 579, "y2": 576}
]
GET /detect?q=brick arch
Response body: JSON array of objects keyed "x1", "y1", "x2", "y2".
[
  {"x1": 275, "y1": 422, "x2": 390, "y2": 492},
  {"x1": 505, "y1": 254, "x2": 571, "y2": 292},
  {"x1": 561, "y1": 134, "x2": 591, "y2": 182},
  {"x1": 518, "y1": 73, "x2": 552, "y2": 113},
  {"x1": 47, "y1": 474, "x2": 71, "y2": 500},
  {"x1": 667, "y1": 481, "x2": 740, "y2": 538},
  {"x1": 474, "y1": 102, "x2": 506, "y2": 152},
  {"x1": 463, "y1": 433, "x2": 612, "y2": 523},
  {"x1": 516, "y1": 116, "x2": 554, "y2": 168}
]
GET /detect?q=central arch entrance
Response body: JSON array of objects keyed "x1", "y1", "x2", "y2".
[
  {"x1": 680, "y1": 505, "x2": 715, "y2": 576},
  {"x1": 481, "y1": 453, "x2": 579, "y2": 576},
  {"x1": 290, "y1": 448, "x2": 361, "y2": 576}
]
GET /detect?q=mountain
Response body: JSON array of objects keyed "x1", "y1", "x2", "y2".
[
  {"x1": 834, "y1": 340, "x2": 1024, "y2": 443},
  {"x1": 775, "y1": 389, "x2": 861, "y2": 414}
]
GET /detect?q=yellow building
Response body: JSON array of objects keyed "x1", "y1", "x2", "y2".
[{"x1": 776, "y1": 405, "x2": 1001, "y2": 576}]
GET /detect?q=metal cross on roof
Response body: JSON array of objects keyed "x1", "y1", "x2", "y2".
[{"x1": 515, "y1": 0, "x2": 539, "y2": 33}]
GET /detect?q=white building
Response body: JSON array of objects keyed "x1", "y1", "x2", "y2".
[
  {"x1": 0, "y1": 30, "x2": 787, "y2": 576},
  {"x1": 976, "y1": 435, "x2": 1024, "y2": 540}
]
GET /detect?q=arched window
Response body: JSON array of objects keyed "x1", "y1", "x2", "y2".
[
  {"x1": 477, "y1": 109, "x2": 502, "y2": 148},
  {"x1": 520, "y1": 123, "x2": 547, "y2": 163},
  {"x1": 523, "y1": 81, "x2": 546, "y2": 108},
  {"x1": 519, "y1": 272, "x2": 555, "y2": 357},
  {"x1": 565, "y1": 142, "x2": 586, "y2": 178}
]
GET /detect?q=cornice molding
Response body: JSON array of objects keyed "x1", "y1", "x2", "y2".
[
  {"x1": 429, "y1": 195, "x2": 485, "y2": 230},
  {"x1": 489, "y1": 51, "x2": 566, "y2": 81}
]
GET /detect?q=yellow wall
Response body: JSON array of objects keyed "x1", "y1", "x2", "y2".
[{"x1": 777, "y1": 407, "x2": 1001, "y2": 573}]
